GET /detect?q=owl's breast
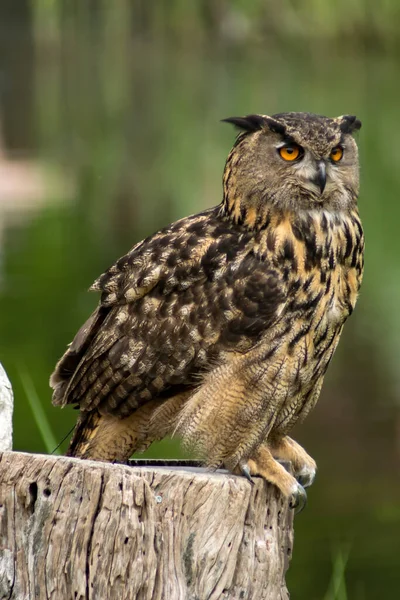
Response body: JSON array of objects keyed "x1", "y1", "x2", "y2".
[
  {"x1": 318, "y1": 265, "x2": 356, "y2": 328},
  {"x1": 258, "y1": 209, "x2": 364, "y2": 434}
]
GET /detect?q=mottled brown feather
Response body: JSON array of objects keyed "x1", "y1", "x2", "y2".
[{"x1": 52, "y1": 208, "x2": 286, "y2": 417}]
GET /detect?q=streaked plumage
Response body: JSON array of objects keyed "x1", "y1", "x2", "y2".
[{"x1": 51, "y1": 112, "x2": 364, "y2": 508}]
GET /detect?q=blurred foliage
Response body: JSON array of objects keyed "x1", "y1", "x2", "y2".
[
  {"x1": 0, "y1": 1, "x2": 400, "y2": 598},
  {"x1": 32, "y1": 0, "x2": 400, "y2": 48},
  {"x1": 323, "y1": 546, "x2": 350, "y2": 600}
]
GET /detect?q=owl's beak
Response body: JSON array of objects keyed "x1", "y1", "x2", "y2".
[{"x1": 312, "y1": 161, "x2": 327, "y2": 194}]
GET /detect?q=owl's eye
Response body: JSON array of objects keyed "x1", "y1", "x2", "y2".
[
  {"x1": 278, "y1": 145, "x2": 302, "y2": 162},
  {"x1": 330, "y1": 146, "x2": 343, "y2": 162}
]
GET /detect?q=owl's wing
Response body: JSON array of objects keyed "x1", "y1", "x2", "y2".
[{"x1": 51, "y1": 208, "x2": 287, "y2": 417}]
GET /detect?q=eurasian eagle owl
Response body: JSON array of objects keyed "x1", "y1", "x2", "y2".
[{"x1": 51, "y1": 112, "x2": 363, "y2": 510}]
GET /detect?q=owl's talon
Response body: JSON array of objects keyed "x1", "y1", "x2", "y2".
[
  {"x1": 297, "y1": 469, "x2": 315, "y2": 488},
  {"x1": 289, "y1": 483, "x2": 307, "y2": 514},
  {"x1": 239, "y1": 462, "x2": 254, "y2": 485}
]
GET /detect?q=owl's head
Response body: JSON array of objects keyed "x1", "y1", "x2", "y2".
[{"x1": 222, "y1": 112, "x2": 361, "y2": 220}]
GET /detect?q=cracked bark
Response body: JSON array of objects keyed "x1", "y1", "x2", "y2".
[{"x1": 0, "y1": 451, "x2": 294, "y2": 600}]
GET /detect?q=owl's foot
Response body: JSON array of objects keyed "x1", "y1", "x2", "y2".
[
  {"x1": 269, "y1": 435, "x2": 317, "y2": 488},
  {"x1": 237, "y1": 445, "x2": 307, "y2": 514}
]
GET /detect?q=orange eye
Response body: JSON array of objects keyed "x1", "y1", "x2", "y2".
[
  {"x1": 330, "y1": 146, "x2": 343, "y2": 162},
  {"x1": 279, "y1": 145, "x2": 301, "y2": 161}
]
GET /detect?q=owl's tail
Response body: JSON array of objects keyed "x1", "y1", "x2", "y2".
[{"x1": 66, "y1": 410, "x2": 105, "y2": 459}]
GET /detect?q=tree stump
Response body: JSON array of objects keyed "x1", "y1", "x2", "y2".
[{"x1": 0, "y1": 451, "x2": 294, "y2": 600}]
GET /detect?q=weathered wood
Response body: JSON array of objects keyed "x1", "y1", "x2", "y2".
[
  {"x1": 0, "y1": 451, "x2": 294, "y2": 600},
  {"x1": 0, "y1": 364, "x2": 13, "y2": 452}
]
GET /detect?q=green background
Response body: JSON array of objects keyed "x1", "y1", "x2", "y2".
[{"x1": 0, "y1": 2, "x2": 399, "y2": 598}]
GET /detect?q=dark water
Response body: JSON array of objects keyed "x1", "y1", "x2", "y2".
[{"x1": 0, "y1": 3, "x2": 399, "y2": 598}]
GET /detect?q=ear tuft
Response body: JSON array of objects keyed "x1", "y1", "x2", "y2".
[
  {"x1": 222, "y1": 114, "x2": 268, "y2": 133},
  {"x1": 339, "y1": 115, "x2": 362, "y2": 134},
  {"x1": 263, "y1": 117, "x2": 286, "y2": 135}
]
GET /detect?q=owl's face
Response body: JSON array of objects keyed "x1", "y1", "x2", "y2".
[{"x1": 224, "y1": 113, "x2": 361, "y2": 213}]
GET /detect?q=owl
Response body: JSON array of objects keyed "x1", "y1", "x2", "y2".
[{"x1": 51, "y1": 112, "x2": 364, "y2": 511}]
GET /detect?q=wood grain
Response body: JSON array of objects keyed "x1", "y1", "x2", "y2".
[{"x1": 0, "y1": 451, "x2": 293, "y2": 600}]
